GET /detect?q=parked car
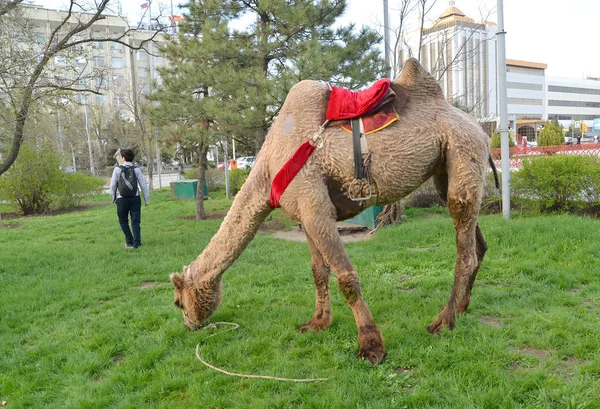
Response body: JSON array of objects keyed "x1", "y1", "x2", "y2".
[
  {"x1": 236, "y1": 156, "x2": 256, "y2": 169},
  {"x1": 564, "y1": 137, "x2": 575, "y2": 145}
]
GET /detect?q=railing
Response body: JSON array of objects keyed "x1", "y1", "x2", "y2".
[{"x1": 490, "y1": 143, "x2": 600, "y2": 169}]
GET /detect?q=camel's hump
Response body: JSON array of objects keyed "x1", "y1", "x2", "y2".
[{"x1": 394, "y1": 58, "x2": 443, "y2": 97}]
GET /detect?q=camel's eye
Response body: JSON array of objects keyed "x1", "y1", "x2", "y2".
[{"x1": 174, "y1": 299, "x2": 182, "y2": 309}]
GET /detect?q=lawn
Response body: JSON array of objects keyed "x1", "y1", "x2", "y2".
[{"x1": 1, "y1": 190, "x2": 599, "y2": 408}]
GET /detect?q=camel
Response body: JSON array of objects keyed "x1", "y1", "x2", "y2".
[{"x1": 170, "y1": 58, "x2": 495, "y2": 364}]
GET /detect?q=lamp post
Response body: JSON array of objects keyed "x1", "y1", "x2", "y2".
[
  {"x1": 83, "y1": 94, "x2": 95, "y2": 174},
  {"x1": 496, "y1": 0, "x2": 510, "y2": 219}
]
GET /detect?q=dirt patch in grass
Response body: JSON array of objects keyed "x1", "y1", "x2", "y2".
[
  {"x1": 395, "y1": 367, "x2": 412, "y2": 374},
  {"x1": 480, "y1": 315, "x2": 502, "y2": 328},
  {"x1": 513, "y1": 346, "x2": 549, "y2": 361},
  {"x1": 181, "y1": 210, "x2": 229, "y2": 221},
  {"x1": 113, "y1": 354, "x2": 124, "y2": 363},
  {"x1": 0, "y1": 222, "x2": 20, "y2": 229},
  {"x1": 1, "y1": 203, "x2": 103, "y2": 220},
  {"x1": 273, "y1": 225, "x2": 373, "y2": 243},
  {"x1": 139, "y1": 282, "x2": 159, "y2": 289},
  {"x1": 259, "y1": 218, "x2": 288, "y2": 232}
]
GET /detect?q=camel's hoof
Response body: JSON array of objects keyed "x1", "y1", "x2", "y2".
[
  {"x1": 426, "y1": 317, "x2": 455, "y2": 334},
  {"x1": 299, "y1": 319, "x2": 330, "y2": 333},
  {"x1": 356, "y1": 344, "x2": 387, "y2": 365},
  {"x1": 357, "y1": 324, "x2": 386, "y2": 364}
]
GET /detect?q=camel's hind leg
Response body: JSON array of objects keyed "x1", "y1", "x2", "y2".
[
  {"x1": 299, "y1": 212, "x2": 385, "y2": 364},
  {"x1": 300, "y1": 233, "x2": 333, "y2": 332},
  {"x1": 427, "y1": 169, "x2": 488, "y2": 334}
]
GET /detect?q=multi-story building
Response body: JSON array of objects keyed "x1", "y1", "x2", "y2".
[
  {"x1": 400, "y1": 2, "x2": 600, "y2": 141},
  {"x1": 401, "y1": 5, "x2": 498, "y2": 119},
  {"x1": 21, "y1": 4, "x2": 167, "y2": 120}
]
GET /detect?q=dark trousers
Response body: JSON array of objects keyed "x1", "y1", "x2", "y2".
[{"x1": 116, "y1": 196, "x2": 142, "y2": 247}]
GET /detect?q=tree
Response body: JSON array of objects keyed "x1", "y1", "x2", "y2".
[
  {"x1": 537, "y1": 119, "x2": 564, "y2": 146},
  {"x1": 150, "y1": 0, "x2": 387, "y2": 219},
  {"x1": 0, "y1": 0, "x2": 165, "y2": 176}
]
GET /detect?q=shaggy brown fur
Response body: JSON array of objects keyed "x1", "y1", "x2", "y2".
[{"x1": 170, "y1": 59, "x2": 492, "y2": 364}]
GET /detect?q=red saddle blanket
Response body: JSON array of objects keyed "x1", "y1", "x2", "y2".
[
  {"x1": 326, "y1": 78, "x2": 391, "y2": 121},
  {"x1": 340, "y1": 111, "x2": 399, "y2": 134}
]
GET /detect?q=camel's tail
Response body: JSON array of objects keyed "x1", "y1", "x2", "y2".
[{"x1": 488, "y1": 153, "x2": 500, "y2": 189}]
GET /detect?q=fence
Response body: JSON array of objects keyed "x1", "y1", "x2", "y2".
[{"x1": 490, "y1": 143, "x2": 600, "y2": 169}]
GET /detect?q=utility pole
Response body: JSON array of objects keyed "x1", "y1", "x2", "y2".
[
  {"x1": 383, "y1": 0, "x2": 391, "y2": 79},
  {"x1": 84, "y1": 94, "x2": 95, "y2": 174},
  {"x1": 497, "y1": 0, "x2": 510, "y2": 219}
]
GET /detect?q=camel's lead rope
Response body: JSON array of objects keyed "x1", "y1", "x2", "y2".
[{"x1": 195, "y1": 322, "x2": 329, "y2": 382}]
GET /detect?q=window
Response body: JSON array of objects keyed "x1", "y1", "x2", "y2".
[
  {"x1": 115, "y1": 95, "x2": 127, "y2": 106},
  {"x1": 140, "y1": 84, "x2": 150, "y2": 95},
  {"x1": 77, "y1": 78, "x2": 88, "y2": 86},
  {"x1": 136, "y1": 51, "x2": 148, "y2": 62},
  {"x1": 548, "y1": 85, "x2": 600, "y2": 95},
  {"x1": 92, "y1": 41, "x2": 103, "y2": 49},
  {"x1": 95, "y1": 95, "x2": 108, "y2": 105},
  {"x1": 507, "y1": 98, "x2": 543, "y2": 106},
  {"x1": 35, "y1": 33, "x2": 46, "y2": 45},
  {"x1": 112, "y1": 75, "x2": 124, "y2": 87},
  {"x1": 54, "y1": 55, "x2": 67, "y2": 66},
  {"x1": 507, "y1": 82, "x2": 543, "y2": 91},
  {"x1": 94, "y1": 77, "x2": 107, "y2": 88},
  {"x1": 75, "y1": 56, "x2": 87, "y2": 67},
  {"x1": 137, "y1": 68, "x2": 148, "y2": 78},
  {"x1": 548, "y1": 100, "x2": 600, "y2": 108},
  {"x1": 111, "y1": 57, "x2": 123, "y2": 69},
  {"x1": 93, "y1": 55, "x2": 105, "y2": 67},
  {"x1": 110, "y1": 42, "x2": 123, "y2": 51}
]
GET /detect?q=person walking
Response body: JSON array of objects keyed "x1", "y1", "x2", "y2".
[{"x1": 109, "y1": 149, "x2": 150, "y2": 249}]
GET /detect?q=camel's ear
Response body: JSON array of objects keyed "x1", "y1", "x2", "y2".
[{"x1": 170, "y1": 273, "x2": 184, "y2": 290}]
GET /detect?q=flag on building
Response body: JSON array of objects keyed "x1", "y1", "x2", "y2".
[{"x1": 141, "y1": 2, "x2": 149, "y2": 9}]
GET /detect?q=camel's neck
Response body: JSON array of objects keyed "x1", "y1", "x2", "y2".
[{"x1": 190, "y1": 160, "x2": 272, "y2": 283}]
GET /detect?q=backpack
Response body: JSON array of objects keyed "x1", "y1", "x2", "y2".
[{"x1": 117, "y1": 165, "x2": 138, "y2": 197}]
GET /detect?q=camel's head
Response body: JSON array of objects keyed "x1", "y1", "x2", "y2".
[{"x1": 170, "y1": 265, "x2": 222, "y2": 330}]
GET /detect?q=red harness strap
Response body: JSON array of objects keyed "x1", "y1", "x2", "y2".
[{"x1": 269, "y1": 141, "x2": 315, "y2": 208}]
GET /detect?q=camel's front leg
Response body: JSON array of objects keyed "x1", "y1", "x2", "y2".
[
  {"x1": 300, "y1": 233, "x2": 333, "y2": 332},
  {"x1": 302, "y1": 215, "x2": 386, "y2": 364}
]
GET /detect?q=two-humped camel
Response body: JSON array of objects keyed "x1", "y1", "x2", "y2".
[{"x1": 170, "y1": 58, "x2": 494, "y2": 364}]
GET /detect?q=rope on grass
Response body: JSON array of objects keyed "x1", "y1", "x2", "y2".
[{"x1": 195, "y1": 322, "x2": 329, "y2": 383}]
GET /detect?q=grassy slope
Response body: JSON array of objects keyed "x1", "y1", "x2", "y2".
[{"x1": 1, "y1": 190, "x2": 599, "y2": 408}]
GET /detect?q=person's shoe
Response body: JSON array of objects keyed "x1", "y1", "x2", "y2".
[{"x1": 124, "y1": 243, "x2": 135, "y2": 249}]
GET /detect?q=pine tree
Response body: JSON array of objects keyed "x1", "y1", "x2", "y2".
[{"x1": 150, "y1": 0, "x2": 386, "y2": 217}]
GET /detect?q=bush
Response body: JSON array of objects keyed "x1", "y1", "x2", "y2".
[
  {"x1": 537, "y1": 120, "x2": 564, "y2": 146},
  {"x1": 0, "y1": 145, "x2": 63, "y2": 214},
  {"x1": 511, "y1": 155, "x2": 600, "y2": 213},
  {"x1": 0, "y1": 145, "x2": 105, "y2": 215},
  {"x1": 230, "y1": 168, "x2": 249, "y2": 195},
  {"x1": 53, "y1": 173, "x2": 105, "y2": 209},
  {"x1": 491, "y1": 132, "x2": 515, "y2": 149}
]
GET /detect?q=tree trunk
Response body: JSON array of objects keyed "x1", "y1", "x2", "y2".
[{"x1": 195, "y1": 143, "x2": 209, "y2": 220}]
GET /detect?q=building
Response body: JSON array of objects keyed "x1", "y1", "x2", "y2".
[
  {"x1": 401, "y1": 5, "x2": 498, "y2": 119},
  {"x1": 400, "y1": 2, "x2": 600, "y2": 141},
  {"x1": 20, "y1": 4, "x2": 168, "y2": 120}
]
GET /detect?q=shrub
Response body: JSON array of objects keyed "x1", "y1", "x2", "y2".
[
  {"x1": 0, "y1": 145, "x2": 105, "y2": 215},
  {"x1": 491, "y1": 132, "x2": 515, "y2": 149},
  {"x1": 511, "y1": 155, "x2": 600, "y2": 213},
  {"x1": 537, "y1": 120, "x2": 564, "y2": 146},
  {"x1": 53, "y1": 173, "x2": 105, "y2": 210},
  {"x1": 230, "y1": 168, "x2": 249, "y2": 195},
  {"x1": 0, "y1": 145, "x2": 63, "y2": 214}
]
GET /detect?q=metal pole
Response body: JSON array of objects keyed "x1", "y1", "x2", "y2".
[
  {"x1": 496, "y1": 0, "x2": 510, "y2": 220},
  {"x1": 232, "y1": 137, "x2": 236, "y2": 160},
  {"x1": 383, "y1": 0, "x2": 391, "y2": 79},
  {"x1": 83, "y1": 95, "x2": 95, "y2": 174},
  {"x1": 223, "y1": 140, "x2": 230, "y2": 199},
  {"x1": 156, "y1": 134, "x2": 161, "y2": 188}
]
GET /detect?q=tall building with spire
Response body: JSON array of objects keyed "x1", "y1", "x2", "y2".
[{"x1": 400, "y1": 3, "x2": 498, "y2": 120}]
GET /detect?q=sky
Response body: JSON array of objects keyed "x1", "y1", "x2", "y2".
[{"x1": 34, "y1": 0, "x2": 600, "y2": 79}]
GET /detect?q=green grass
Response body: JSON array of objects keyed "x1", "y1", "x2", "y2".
[{"x1": 1, "y1": 191, "x2": 600, "y2": 408}]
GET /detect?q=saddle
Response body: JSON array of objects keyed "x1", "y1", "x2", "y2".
[
  {"x1": 326, "y1": 78, "x2": 397, "y2": 201},
  {"x1": 269, "y1": 79, "x2": 401, "y2": 208}
]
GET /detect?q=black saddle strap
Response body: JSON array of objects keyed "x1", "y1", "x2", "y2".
[{"x1": 351, "y1": 118, "x2": 363, "y2": 179}]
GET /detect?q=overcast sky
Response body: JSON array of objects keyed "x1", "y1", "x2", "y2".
[{"x1": 34, "y1": 0, "x2": 600, "y2": 79}]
